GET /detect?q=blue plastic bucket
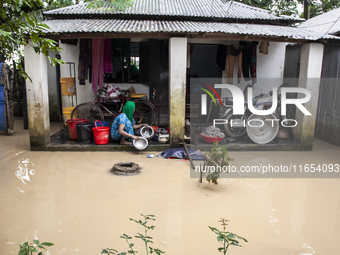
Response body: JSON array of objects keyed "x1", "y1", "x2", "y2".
[{"x1": 93, "y1": 120, "x2": 109, "y2": 127}]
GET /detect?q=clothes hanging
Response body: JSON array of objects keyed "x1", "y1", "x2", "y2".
[
  {"x1": 104, "y1": 39, "x2": 113, "y2": 73},
  {"x1": 240, "y1": 41, "x2": 258, "y2": 82},
  {"x1": 78, "y1": 39, "x2": 91, "y2": 85},
  {"x1": 92, "y1": 39, "x2": 105, "y2": 94},
  {"x1": 226, "y1": 44, "x2": 242, "y2": 84},
  {"x1": 259, "y1": 41, "x2": 269, "y2": 54},
  {"x1": 216, "y1": 45, "x2": 227, "y2": 70},
  {"x1": 251, "y1": 43, "x2": 257, "y2": 84}
]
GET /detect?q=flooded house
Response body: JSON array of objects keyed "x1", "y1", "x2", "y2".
[{"x1": 23, "y1": 0, "x2": 339, "y2": 151}]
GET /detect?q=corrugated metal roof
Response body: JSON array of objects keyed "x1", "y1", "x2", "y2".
[
  {"x1": 299, "y1": 7, "x2": 340, "y2": 35},
  {"x1": 44, "y1": 0, "x2": 303, "y2": 22},
  {"x1": 43, "y1": 19, "x2": 337, "y2": 41}
]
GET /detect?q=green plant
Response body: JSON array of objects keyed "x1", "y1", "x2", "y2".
[
  {"x1": 18, "y1": 239, "x2": 54, "y2": 255},
  {"x1": 209, "y1": 218, "x2": 247, "y2": 255},
  {"x1": 102, "y1": 214, "x2": 165, "y2": 255},
  {"x1": 200, "y1": 142, "x2": 233, "y2": 185}
]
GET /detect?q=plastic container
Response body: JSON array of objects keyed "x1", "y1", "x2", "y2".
[
  {"x1": 76, "y1": 122, "x2": 94, "y2": 143},
  {"x1": 92, "y1": 120, "x2": 109, "y2": 127},
  {"x1": 92, "y1": 120, "x2": 110, "y2": 145},
  {"x1": 200, "y1": 133, "x2": 225, "y2": 143},
  {"x1": 67, "y1": 118, "x2": 88, "y2": 140},
  {"x1": 60, "y1": 77, "x2": 76, "y2": 96},
  {"x1": 63, "y1": 107, "x2": 75, "y2": 124}
]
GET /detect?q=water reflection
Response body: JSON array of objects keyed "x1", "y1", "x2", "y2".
[{"x1": 15, "y1": 158, "x2": 35, "y2": 185}]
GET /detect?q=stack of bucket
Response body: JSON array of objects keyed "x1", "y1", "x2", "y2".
[
  {"x1": 67, "y1": 119, "x2": 110, "y2": 144},
  {"x1": 63, "y1": 107, "x2": 75, "y2": 125}
]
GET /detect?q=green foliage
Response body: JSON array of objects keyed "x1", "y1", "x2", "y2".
[
  {"x1": 102, "y1": 214, "x2": 165, "y2": 255},
  {"x1": 236, "y1": 0, "x2": 340, "y2": 19},
  {"x1": 18, "y1": 239, "x2": 54, "y2": 255},
  {"x1": 0, "y1": 0, "x2": 65, "y2": 80},
  {"x1": 203, "y1": 142, "x2": 233, "y2": 185},
  {"x1": 44, "y1": 0, "x2": 74, "y2": 9},
  {"x1": 209, "y1": 218, "x2": 247, "y2": 255},
  {"x1": 88, "y1": 0, "x2": 134, "y2": 11},
  {"x1": 310, "y1": 0, "x2": 340, "y2": 18},
  {"x1": 235, "y1": 0, "x2": 300, "y2": 16}
]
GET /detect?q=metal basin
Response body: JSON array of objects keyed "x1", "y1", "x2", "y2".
[
  {"x1": 246, "y1": 113, "x2": 279, "y2": 144},
  {"x1": 133, "y1": 136, "x2": 148, "y2": 150},
  {"x1": 140, "y1": 125, "x2": 154, "y2": 140}
]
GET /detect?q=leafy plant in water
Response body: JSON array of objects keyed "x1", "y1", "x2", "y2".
[
  {"x1": 18, "y1": 239, "x2": 54, "y2": 255},
  {"x1": 200, "y1": 142, "x2": 233, "y2": 185},
  {"x1": 102, "y1": 214, "x2": 165, "y2": 255},
  {"x1": 209, "y1": 218, "x2": 247, "y2": 255}
]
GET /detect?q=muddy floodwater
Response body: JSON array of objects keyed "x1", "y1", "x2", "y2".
[{"x1": 1, "y1": 120, "x2": 340, "y2": 255}]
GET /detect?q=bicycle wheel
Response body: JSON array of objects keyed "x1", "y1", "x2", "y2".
[
  {"x1": 71, "y1": 103, "x2": 104, "y2": 123},
  {"x1": 134, "y1": 100, "x2": 157, "y2": 126}
]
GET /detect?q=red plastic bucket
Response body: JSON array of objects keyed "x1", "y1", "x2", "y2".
[
  {"x1": 67, "y1": 118, "x2": 88, "y2": 140},
  {"x1": 92, "y1": 120, "x2": 110, "y2": 145}
]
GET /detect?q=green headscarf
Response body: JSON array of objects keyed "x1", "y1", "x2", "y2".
[{"x1": 122, "y1": 101, "x2": 135, "y2": 124}]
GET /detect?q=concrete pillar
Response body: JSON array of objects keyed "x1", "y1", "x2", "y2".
[
  {"x1": 169, "y1": 37, "x2": 187, "y2": 142},
  {"x1": 24, "y1": 43, "x2": 51, "y2": 149},
  {"x1": 295, "y1": 43, "x2": 324, "y2": 146}
]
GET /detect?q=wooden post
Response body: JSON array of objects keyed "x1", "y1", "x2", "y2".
[
  {"x1": 294, "y1": 43, "x2": 324, "y2": 147},
  {"x1": 169, "y1": 37, "x2": 187, "y2": 143},
  {"x1": 24, "y1": 42, "x2": 51, "y2": 150}
]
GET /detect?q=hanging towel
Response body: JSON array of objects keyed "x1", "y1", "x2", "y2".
[
  {"x1": 259, "y1": 41, "x2": 269, "y2": 54},
  {"x1": 92, "y1": 38, "x2": 105, "y2": 94},
  {"x1": 104, "y1": 39, "x2": 113, "y2": 73},
  {"x1": 240, "y1": 41, "x2": 258, "y2": 82}
]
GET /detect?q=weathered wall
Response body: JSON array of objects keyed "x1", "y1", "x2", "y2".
[
  {"x1": 24, "y1": 43, "x2": 50, "y2": 149},
  {"x1": 47, "y1": 50, "x2": 59, "y2": 121},
  {"x1": 284, "y1": 43, "x2": 340, "y2": 147},
  {"x1": 221, "y1": 42, "x2": 287, "y2": 98},
  {"x1": 294, "y1": 43, "x2": 324, "y2": 146},
  {"x1": 315, "y1": 43, "x2": 340, "y2": 146},
  {"x1": 169, "y1": 37, "x2": 187, "y2": 141}
]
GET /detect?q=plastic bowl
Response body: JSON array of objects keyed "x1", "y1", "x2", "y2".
[
  {"x1": 133, "y1": 136, "x2": 148, "y2": 150},
  {"x1": 200, "y1": 133, "x2": 225, "y2": 143}
]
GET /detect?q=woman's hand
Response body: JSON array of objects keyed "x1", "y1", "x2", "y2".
[
  {"x1": 133, "y1": 123, "x2": 149, "y2": 129},
  {"x1": 133, "y1": 136, "x2": 139, "y2": 140}
]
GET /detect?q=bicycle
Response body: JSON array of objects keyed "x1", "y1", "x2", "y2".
[{"x1": 70, "y1": 88, "x2": 157, "y2": 126}]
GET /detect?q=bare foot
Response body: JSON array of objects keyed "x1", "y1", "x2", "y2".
[
  {"x1": 120, "y1": 141, "x2": 132, "y2": 145},
  {"x1": 120, "y1": 138, "x2": 131, "y2": 145}
]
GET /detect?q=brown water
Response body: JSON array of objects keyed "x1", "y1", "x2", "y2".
[{"x1": 0, "y1": 120, "x2": 340, "y2": 255}]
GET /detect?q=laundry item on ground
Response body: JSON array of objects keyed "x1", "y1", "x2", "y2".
[
  {"x1": 158, "y1": 147, "x2": 206, "y2": 160},
  {"x1": 201, "y1": 126, "x2": 225, "y2": 138}
]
